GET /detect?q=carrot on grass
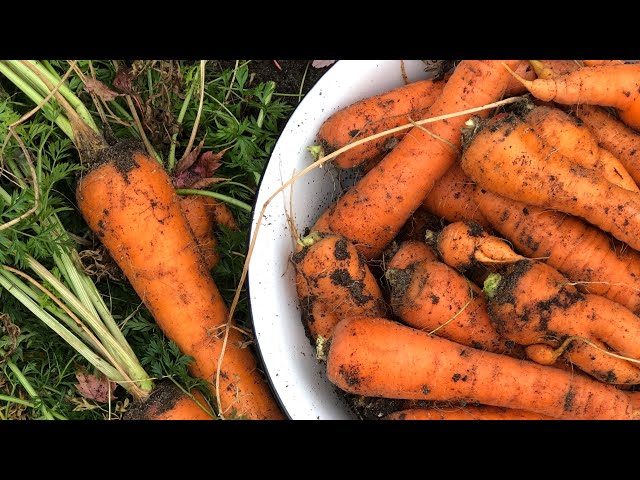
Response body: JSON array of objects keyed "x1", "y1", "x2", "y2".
[
  {"x1": 461, "y1": 113, "x2": 640, "y2": 252},
  {"x1": 386, "y1": 258, "x2": 511, "y2": 354},
  {"x1": 313, "y1": 60, "x2": 521, "y2": 260},
  {"x1": 293, "y1": 232, "x2": 387, "y2": 342},
  {"x1": 385, "y1": 405, "x2": 555, "y2": 420},
  {"x1": 474, "y1": 188, "x2": 640, "y2": 314},
  {"x1": 326, "y1": 316, "x2": 637, "y2": 419},
  {"x1": 484, "y1": 260, "x2": 640, "y2": 385},
  {"x1": 509, "y1": 62, "x2": 640, "y2": 131},
  {"x1": 576, "y1": 104, "x2": 640, "y2": 187},
  {"x1": 125, "y1": 380, "x2": 214, "y2": 420},
  {"x1": 317, "y1": 79, "x2": 445, "y2": 169},
  {"x1": 421, "y1": 163, "x2": 491, "y2": 229},
  {"x1": 76, "y1": 141, "x2": 283, "y2": 420},
  {"x1": 523, "y1": 105, "x2": 639, "y2": 191}
]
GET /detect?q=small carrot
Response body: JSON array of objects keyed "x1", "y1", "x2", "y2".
[
  {"x1": 124, "y1": 380, "x2": 214, "y2": 420},
  {"x1": 575, "y1": 104, "x2": 640, "y2": 187},
  {"x1": 421, "y1": 162, "x2": 491, "y2": 229},
  {"x1": 461, "y1": 113, "x2": 640, "y2": 252},
  {"x1": 431, "y1": 220, "x2": 525, "y2": 274},
  {"x1": 293, "y1": 232, "x2": 387, "y2": 342},
  {"x1": 385, "y1": 405, "x2": 555, "y2": 420},
  {"x1": 509, "y1": 62, "x2": 640, "y2": 131},
  {"x1": 523, "y1": 105, "x2": 638, "y2": 191},
  {"x1": 387, "y1": 258, "x2": 511, "y2": 354},
  {"x1": 503, "y1": 60, "x2": 537, "y2": 96},
  {"x1": 76, "y1": 140, "x2": 284, "y2": 420},
  {"x1": 326, "y1": 316, "x2": 637, "y2": 419},
  {"x1": 317, "y1": 79, "x2": 445, "y2": 169},
  {"x1": 485, "y1": 261, "x2": 640, "y2": 385},
  {"x1": 313, "y1": 60, "x2": 521, "y2": 260},
  {"x1": 385, "y1": 240, "x2": 437, "y2": 270},
  {"x1": 474, "y1": 187, "x2": 640, "y2": 314}
]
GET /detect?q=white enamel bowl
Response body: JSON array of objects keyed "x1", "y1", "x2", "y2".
[{"x1": 248, "y1": 61, "x2": 434, "y2": 420}]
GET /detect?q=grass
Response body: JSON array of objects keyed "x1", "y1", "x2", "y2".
[{"x1": 0, "y1": 60, "x2": 322, "y2": 419}]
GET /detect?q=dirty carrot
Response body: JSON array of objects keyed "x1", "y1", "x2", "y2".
[
  {"x1": 484, "y1": 260, "x2": 640, "y2": 385},
  {"x1": 317, "y1": 78, "x2": 445, "y2": 169},
  {"x1": 421, "y1": 162, "x2": 491, "y2": 228},
  {"x1": 474, "y1": 183, "x2": 640, "y2": 314},
  {"x1": 386, "y1": 240, "x2": 437, "y2": 270},
  {"x1": 387, "y1": 258, "x2": 510, "y2": 354},
  {"x1": 461, "y1": 113, "x2": 640, "y2": 252},
  {"x1": 385, "y1": 405, "x2": 555, "y2": 420},
  {"x1": 293, "y1": 232, "x2": 387, "y2": 342},
  {"x1": 312, "y1": 60, "x2": 521, "y2": 260},
  {"x1": 509, "y1": 62, "x2": 640, "y2": 131},
  {"x1": 326, "y1": 316, "x2": 637, "y2": 419},
  {"x1": 76, "y1": 141, "x2": 284, "y2": 420},
  {"x1": 124, "y1": 380, "x2": 214, "y2": 420}
]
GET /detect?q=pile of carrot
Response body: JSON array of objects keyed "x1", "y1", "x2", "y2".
[{"x1": 294, "y1": 59, "x2": 640, "y2": 420}]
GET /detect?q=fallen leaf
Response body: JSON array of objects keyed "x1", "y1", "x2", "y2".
[
  {"x1": 113, "y1": 68, "x2": 134, "y2": 95},
  {"x1": 190, "y1": 177, "x2": 227, "y2": 189},
  {"x1": 85, "y1": 78, "x2": 122, "y2": 102},
  {"x1": 75, "y1": 372, "x2": 117, "y2": 403},
  {"x1": 174, "y1": 146, "x2": 229, "y2": 189},
  {"x1": 312, "y1": 60, "x2": 336, "y2": 68},
  {"x1": 175, "y1": 139, "x2": 205, "y2": 175}
]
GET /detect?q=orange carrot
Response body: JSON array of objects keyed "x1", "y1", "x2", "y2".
[
  {"x1": 421, "y1": 163, "x2": 491, "y2": 228},
  {"x1": 76, "y1": 140, "x2": 284, "y2": 420},
  {"x1": 485, "y1": 260, "x2": 640, "y2": 385},
  {"x1": 386, "y1": 240, "x2": 437, "y2": 270},
  {"x1": 461, "y1": 113, "x2": 640, "y2": 252},
  {"x1": 528, "y1": 59, "x2": 582, "y2": 79},
  {"x1": 293, "y1": 232, "x2": 387, "y2": 342},
  {"x1": 385, "y1": 405, "x2": 555, "y2": 420},
  {"x1": 523, "y1": 105, "x2": 638, "y2": 191},
  {"x1": 576, "y1": 104, "x2": 640, "y2": 187},
  {"x1": 387, "y1": 259, "x2": 511, "y2": 354},
  {"x1": 510, "y1": 63, "x2": 640, "y2": 131},
  {"x1": 313, "y1": 60, "x2": 521, "y2": 260},
  {"x1": 326, "y1": 316, "x2": 637, "y2": 419},
  {"x1": 432, "y1": 220, "x2": 525, "y2": 274},
  {"x1": 503, "y1": 60, "x2": 537, "y2": 96},
  {"x1": 318, "y1": 79, "x2": 445, "y2": 169},
  {"x1": 474, "y1": 183, "x2": 640, "y2": 314},
  {"x1": 582, "y1": 60, "x2": 625, "y2": 67},
  {"x1": 125, "y1": 381, "x2": 214, "y2": 420}
]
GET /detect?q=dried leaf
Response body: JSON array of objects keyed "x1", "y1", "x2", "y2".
[
  {"x1": 113, "y1": 68, "x2": 134, "y2": 94},
  {"x1": 190, "y1": 177, "x2": 227, "y2": 189},
  {"x1": 85, "y1": 78, "x2": 121, "y2": 102},
  {"x1": 75, "y1": 372, "x2": 117, "y2": 403},
  {"x1": 174, "y1": 146, "x2": 229, "y2": 189},
  {"x1": 312, "y1": 60, "x2": 336, "y2": 68},
  {"x1": 175, "y1": 139, "x2": 205, "y2": 175}
]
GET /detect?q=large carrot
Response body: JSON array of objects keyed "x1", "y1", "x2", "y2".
[
  {"x1": 312, "y1": 60, "x2": 522, "y2": 260},
  {"x1": 484, "y1": 260, "x2": 640, "y2": 385},
  {"x1": 523, "y1": 105, "x2": 638, "y2": 191},
  {"x1": 326, "y1": 316, "x2": 637, "y2": 419},
  {"x1": 76, "y1": 140, "x2": 284, "y2": 420},
  {"x1": 461, "y1": 113, "x2": 640, "y2": 252},
  {"x1": 385, "y1": 405, "x2": 555, "y2": 420},
  {"x1": 293, "y1": 232, "x2": 387, "y2": 342},
  {"x1": 387, "y1": 259, "x2": 510, "y2": 354},
  {"x1": 510, "y1": 63, "x2": 640, "y2": 131},
  {"x1": 474, "y1": 188, "x2": 640, "y2": 314},
  {"x1": 317, "y1": 79, "x2": 445, "y2": 169},
  {"x1": 421, "y1": 163, "x2": 491, "y2": 228},
  {"x1": 125, "y1": 381, "x2": 214, "y2": 420},
  {"x1": 576, "y1": 105, "x2": 640, "y2": 186}
]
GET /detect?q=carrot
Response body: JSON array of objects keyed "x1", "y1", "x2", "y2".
[
  {"x1": 124, "y1": 380, "x2": 214, "y2": 420},
  {"x1": 385, "y1": 240, "x2": 437, "y2": 270},
  {"x1": 326, "y1": 316, "x2": 637, "y2": 419},
  {"x1": 385, "y1": 405, "x2": 555, "y2": 420},
  {"x1": 313, "y1": 60, "x2": 521, "y2": 260},
  {"x1": 386, "y1": 259, "x2": 511, "y2": 354},
  {"x1": 509, "y1": 62, "x2": 640, "y2": 131},
  {"x1": 523, "y1": 105, "x2": 639, "y2": 191},
  {"x1": 474, "y1": 179, "x2": 640, "y2": 314},
  {"x1": 76, "y1": 140, "x2": 284, "y2": 420},
  {"x1": 503, "y1": 60, "x2": 537, "y2": 96},
  {"x1": 485, "y1": 260, "x2": 640, "y2": 385},
  {"x1": 461, "y1": 113, "x2": 640, "y2": 252},
  {"x1": 293, "y1": 232, "x2": 387, "y2": 342},
  {"x1": 575, "y1": 105, "x2": 640, "y2": 187},
  {"x1": 421, "y1": 163, "x2": 491, "y2": 229},
  {"x1": 431, "y1": 220, "x2": 525, "y2": 274},
  {"x1": 317, "y1": 79, "x2": 445, "y2": 169},
  {"x1": 528, "y1": 60, "x2": 582, "y2": 79},
  {"x1": 582, "y1": 60, "x2": 625, "y2": 67}
]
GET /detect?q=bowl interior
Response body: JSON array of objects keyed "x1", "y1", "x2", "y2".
[{"x1": 248, "y1": 60, "x2": 434, "y2": 419}]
